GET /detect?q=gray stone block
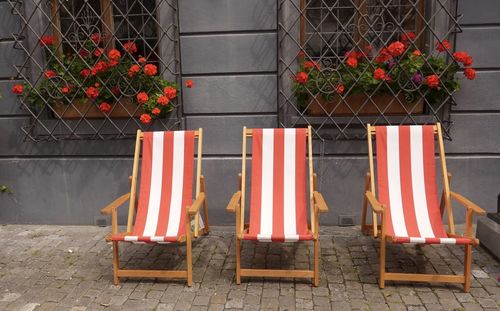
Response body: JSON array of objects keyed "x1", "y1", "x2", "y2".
[
  {"x1": 456, "y1": 27, "x2": 500, "y2": 68},
  {"x1": 0, "y1": 2, "x2": 20, "y2": 39},
  {"x1": 180, "y1": 34, "x2": 277, "y2": 74},
  {"x1": 454, "y1": 71, "x2": 500, "y2": 111},
  {"x1": 458, "y1": 0, "x2": 500, "y2": 24},
  {"x1": 179, "y1": 0, "x2": 276, "y2": 33},
  {"x1": 477, "y1": 217, "x2": 500, "y2": 259},
  {"x1": 182, "y1": 75, "x2": 277, "y2": 114}
]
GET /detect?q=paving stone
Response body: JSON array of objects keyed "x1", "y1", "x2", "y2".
[{"x1": 0, "y1": 225, "x2": 498, "y2": 311}]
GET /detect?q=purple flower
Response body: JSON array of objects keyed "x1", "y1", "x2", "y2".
[
  {"x1": 388, "y1": 60, "x2": 396, "y2": 68},
  {"x1": 411, "y1": 72, "x2": 423, "y2": 85}
]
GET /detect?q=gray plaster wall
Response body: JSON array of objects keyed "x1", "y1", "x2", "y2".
[{"x1": 0, "y1": 0, "x2": 499, "y2": 226}]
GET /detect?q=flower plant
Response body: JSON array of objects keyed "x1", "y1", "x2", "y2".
[
  {"x1": 293, "y1": 33, "x2": 476, "y2": 110},
  {"x1": 12, "y1": 33, "x2": 185, "y2": 124}
]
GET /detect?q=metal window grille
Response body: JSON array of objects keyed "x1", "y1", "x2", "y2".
[
  {"x1": 9, "y1": 0, "x2": 182, "y2": 141},
  {"x1": 278, "y1": 0, "x2": 461, "y2": 140}
]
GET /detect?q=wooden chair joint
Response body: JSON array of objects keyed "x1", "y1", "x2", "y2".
[
  {"x1": 313, "y1": 191, "x2": 328, "y2": 213},
  {"x1": 101, "y1": 193, "x2": 131, "y2": 215},
  {"x1": 449, "y1": 191, "x2": 486, "y2": 215},
  {"x1": 188, "y1": 192, "x2": 206, "y2": 215},
  {"x1": 226, "y1": 191, "x2": 241, "y2": 213}
]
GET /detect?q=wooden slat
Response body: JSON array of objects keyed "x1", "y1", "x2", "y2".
[
  {"x1": 127, "y1": 130, "x2": 142, "y2": 232},
  {"x1": 240, "y1": 269, "x2": 314, "y2": 278},
  {"x1": 384, "y1": 272, "x2": 465, "y2": 284},
  {"x1": 117, "y1": 269, "x2": 187, "y2": 279},
  {"x1": 50, "y1": 0, "x2": 63, "y2": 57}
]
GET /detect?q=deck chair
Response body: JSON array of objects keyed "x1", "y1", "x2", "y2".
[
  {"x1": 100, "y1": 129, "x2": 209, "y2": 286},
  {"x1": 361, "y1": 123, "x2": 486, "y2": 292},
  {"x1": 226, "y1": 126, "x2": 329, "y2": 286}
]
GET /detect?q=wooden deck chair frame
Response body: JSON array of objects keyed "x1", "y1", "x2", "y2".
[
  {"x1": 226, "y1": 126, "x2": 329, "y2": 286},
  {"x1": 361, "y1": 123, "x2": 486, "y2": 292},
  {"x1": 100, "y1": 129, "x2": 210, "y2": 286}
]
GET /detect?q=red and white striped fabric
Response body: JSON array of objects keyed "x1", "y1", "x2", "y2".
[
  {"x1": 112, "y1": 131, "x2": 195, "y2": 243},
  {"x1": 375, "y1": 125, "x2": 472, "y2": 245},
  {"x1": 244, "y1": 128, "x2": 312, "y2": 242}
]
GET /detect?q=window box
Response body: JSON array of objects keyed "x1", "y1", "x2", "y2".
[
  {"x1": 306, "y1": 93, "x2": 423, "y2": 116},
  {"x1": 52, "y1": 98, "x2": 144, "y2": 119}
]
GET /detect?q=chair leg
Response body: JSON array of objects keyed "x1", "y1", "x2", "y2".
[
  {"x1": 236, "y1": 238, "x2": 241, "y2": 285},
  {"x1": 112, "y1": 241, "x2": 119, "y2": 286},
  {"x1": 379, "y1": 238, "x2": 386, "y2": 289},
  {"x1": 464, "y1": 244, "x2": 472, "y2": 292},
  {"x1": 314, "y1": 239, "x2": 319, "y2": 287},
  {"x1": 186, "y1": 233, "x2": 193, "y2": 287}
]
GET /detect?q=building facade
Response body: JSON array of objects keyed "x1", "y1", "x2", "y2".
[{"x1": 0, "y1": 0, "x2": 498, "y2": 225}]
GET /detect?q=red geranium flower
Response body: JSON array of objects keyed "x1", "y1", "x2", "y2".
[
  {"x1": 346, "y1": 57, "x2": 358, "y2": 68},
  {"x1": 157, "y1": 95, "x2": 170, "y2": 106},
  {"x1": 152, "y1": 107, "x2": 161, "y2": 115},
  {"x1": 304, "y1": 61, "x2": 320, "y2": 70},
  {"x1": 91, "y1": 33, "x2": 102, "y2": 44},
  {"x1": 79, "y1": 48, "x2": 90, "y2": 58},
  {"x1": 453, "y1": 51, "x2": 473, "y2": 66},
  {"x1": 40, "y1": 35, "x2": 54, "y2": 46},
  {"x1": 336, "y1": 84, "x2": 345, "y2": 94},
  {"x1": 61, "y1": 86, "x2": 71, "y2": 94},
  {"x1": 123, "y1": 42, "x2": 138, "y2": 54},
  {"x1": 99, "y1": 102, "x2": 112, "y2": 114},
  {"x1": 128, "y1": 64, "x2": 141, "y2": 78},
  {"x1": 373, "y1": 68, "x2": 386, "y2": 81},
  {"x1": 387, "y1": 41, "x2": 406, "y2": 57},
  {"x1": 93, "y1": 48, "x2": 104, "y2": 57},
  {"x1": 436, "y1": 40, "x2": 451, "y2": 52},
  {"x1": 44, "y1": 70, "x2": 57, "y2": 78},
  {"x1": 412, "y1": 50, "x2": 422, "y2": 56},
  {"x1": 401, "y1": 32, "x2": 416, "y2": 42},
  {"x1": 304, "y1": 61, "x2": 314, "y2": 70},
  {"x1": 185, "y1": 80, "x2": 194, "y2": 88},
  {"x1": 80, "y1": 69, "x2": 91, "y2": 78},
  {"x1": 140, "y1": 113, "x2": 152, "y2": 125},
  {"x1": 11, "y1": 84, "x2": 23, "y2": 94},
  {"x1": 464, "y1": 68, "x2": 476, "y2": 80},
  {"x1": 111, "y1": 86, "x2": 121, "y2": 96},
  {"x1": 91, "y1": 61, "x2": 108, "y2": 75},
  {"x1": 108, "y1": 59, "x2": 119, "y2": 67},
  {"x1": 138, "y1": 57, "x2": 147, "y2": 64},
  {"x1": 363, "y1": 44, "x2": 374, "y2": 56},
  {"x1": 425, "y1": 74, "x2": 440, "y2": 88},
  {"x1": 108, "y1": 49, "x2": 121, "y2": 60},
  {"x1": 163, "y1": 87, "x2": 177, "y2": 99},
  {"x1": 136, "y1": 92, "x2": 149, "y2": 104},
  {"x1": 295, "y1": 72, "x2": 308, "y2": 85},
  {"x1": 144, "y1": 64, "x2": 158, "y2": 76},
  {"x1": 375, "y1": 48, "x2": 392, "y2": 63},
  {"x1": 297, "y1": 51, "x2": 305, "y2": 58},
  {"x1": 85, "y1": 87, "x2": 99, "y2": 99}
]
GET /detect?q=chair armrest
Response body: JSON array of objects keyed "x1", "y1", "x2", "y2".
[
  {"x1": 188, "y1": 192, "x2": 206, "y2": 215},
  {"x1": 101, "y1": 193, "x2": 131, "y2": 215},
  {"x1": 226, "y1": 191, "x2": 241, "y2": 213},
  {"x1": 450, "y1": 191, "x2": 486, "y2": 216},
  {"x1": 365, "y1": 191, "x2": 384, "y2": 214},
  {"x1": 313, "y1": 191, "x2": 328, "y2": 213}
]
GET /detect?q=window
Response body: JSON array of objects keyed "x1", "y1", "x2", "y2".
[
  {"x1": 10, "y1": 0, "x2": 181, "y2": 141},
  {"x1": 279, "y1": 0, "x2": 460, "y2": 140}
]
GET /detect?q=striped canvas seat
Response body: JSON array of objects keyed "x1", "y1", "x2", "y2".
[
  {"x1": 375, "y1": 125, "x2": 472, "y2": 245},
  {"x1": 112, "y1": 131, "x2": 195, "y2": 243},
  {"x1": 243, "y1": 128, "x2": 312, "y2": 242}
]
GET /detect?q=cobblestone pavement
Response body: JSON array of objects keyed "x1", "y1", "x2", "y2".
[{"x1": 0, "y1": 225, "x2": 498, "y2": 311}]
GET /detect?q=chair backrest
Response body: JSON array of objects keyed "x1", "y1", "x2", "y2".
[
  {"x1": 373, "y1": 125, "x2": 448, "y2": 238},
  {"x1": 246, "y1": 128, "x2": 310, "y2": 241},
  {"x1": 127, "y1": 130, "x2": 198, "y2": 239}
]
